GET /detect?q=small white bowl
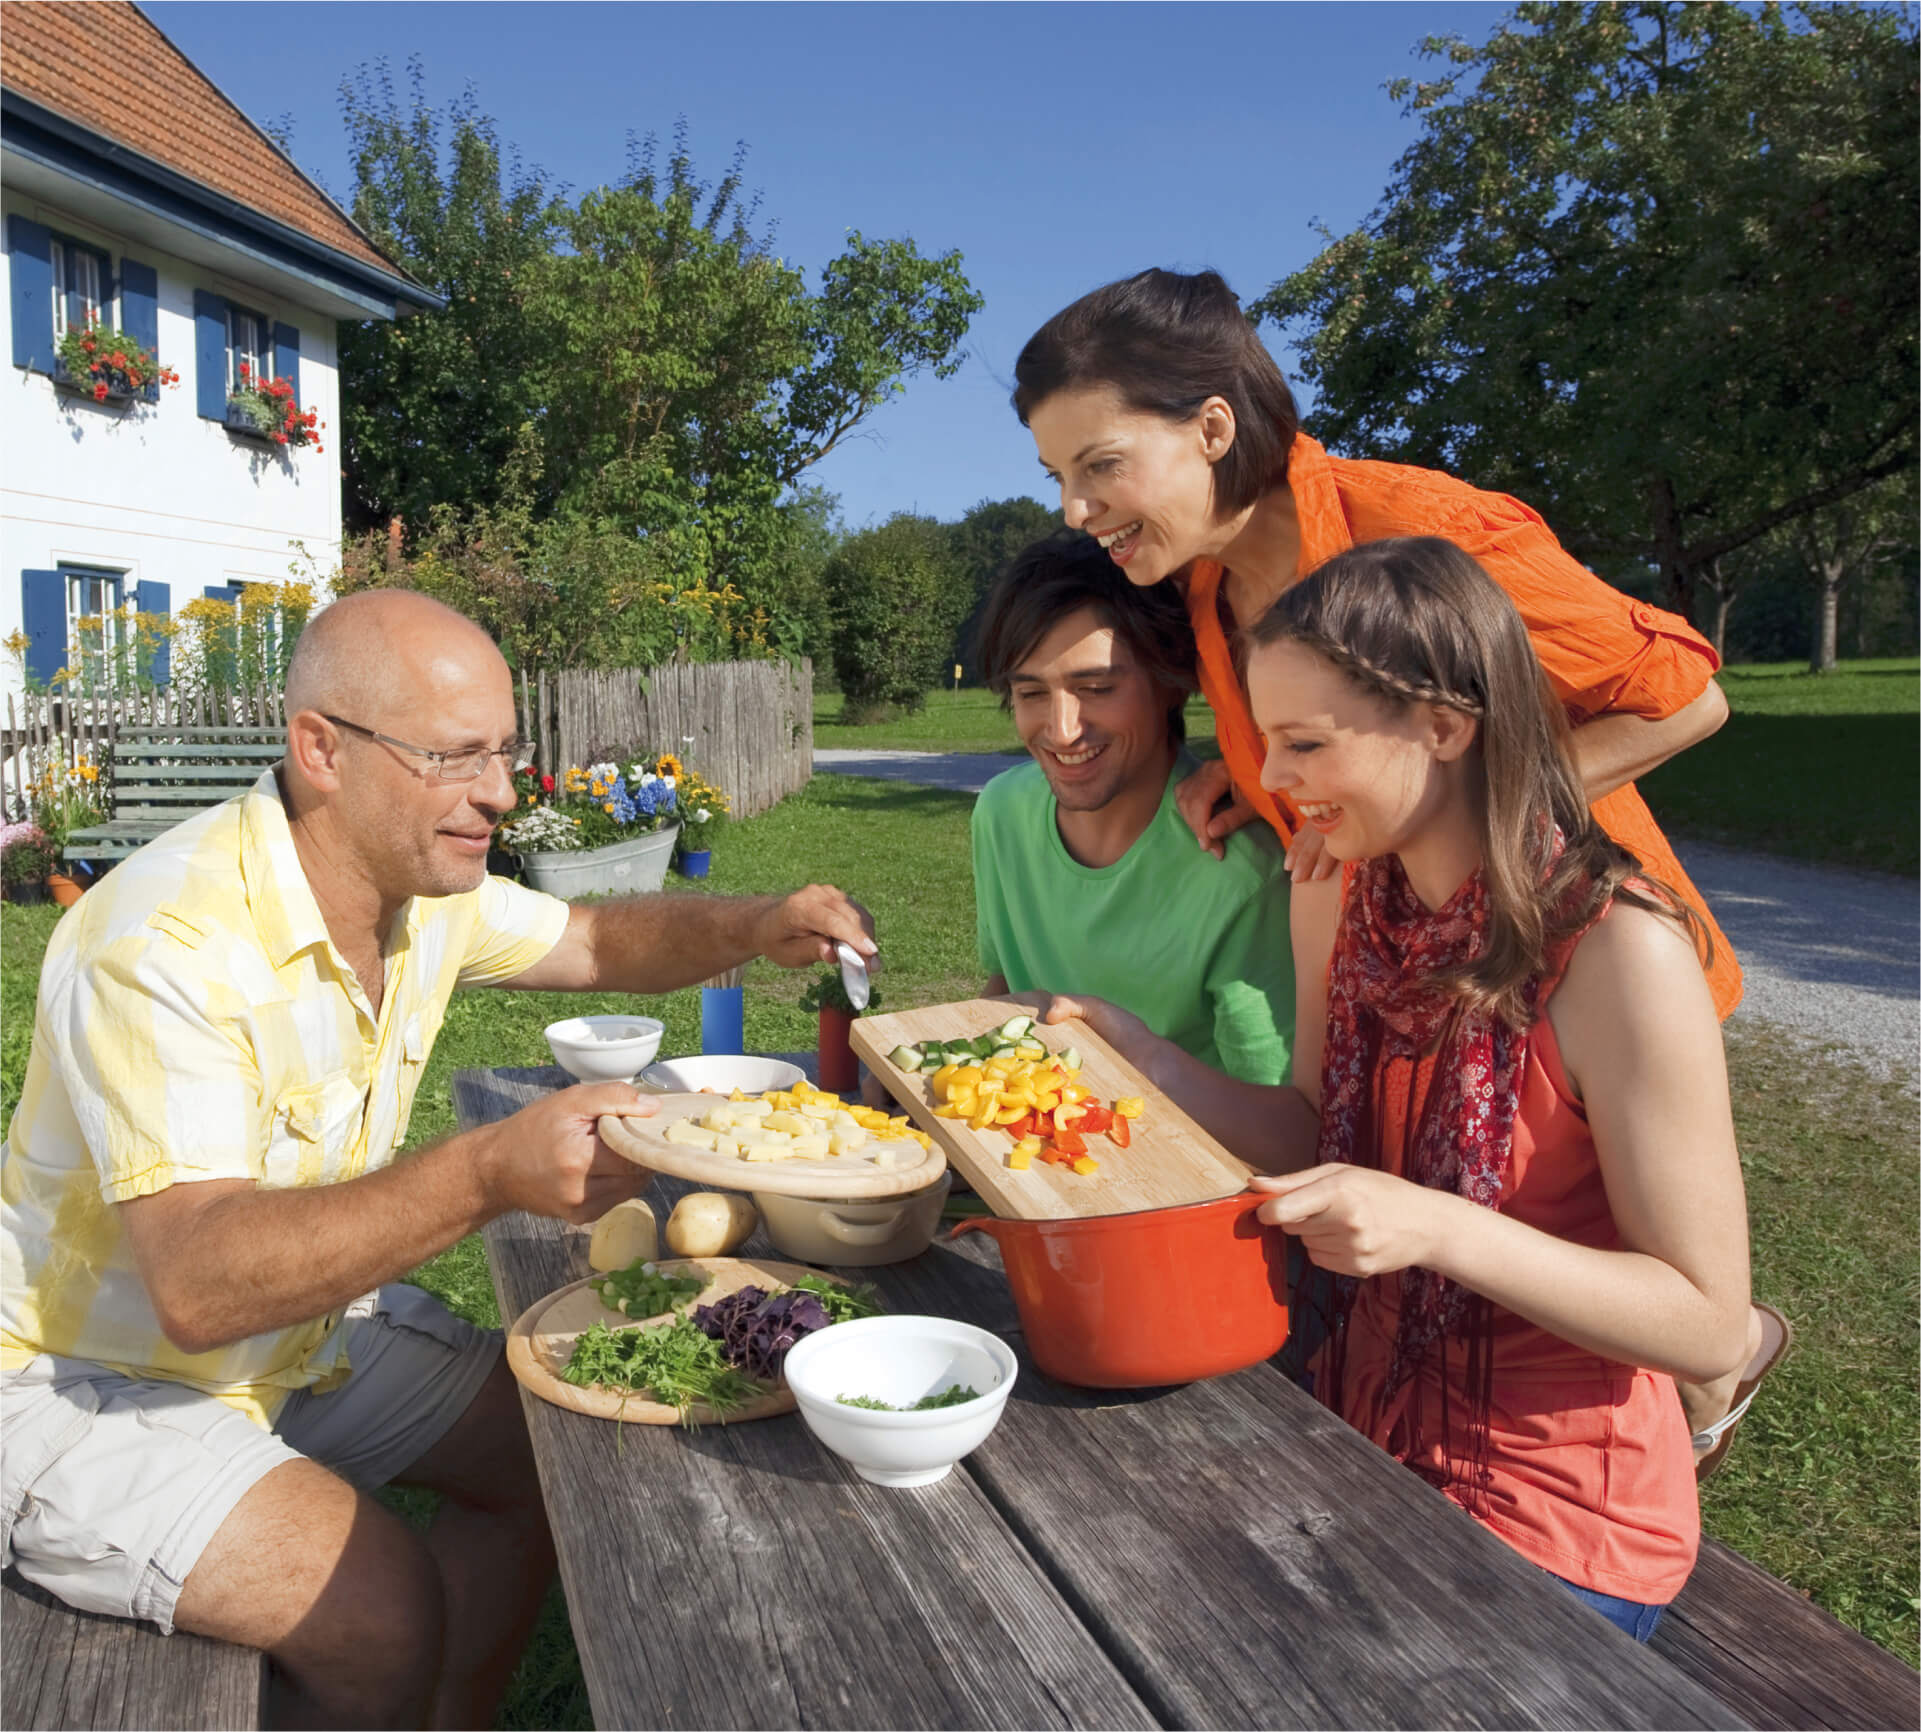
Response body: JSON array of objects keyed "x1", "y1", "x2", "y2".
[
  {"x1": 544, "y1": 1015, "x2": 665, "y2": 1082},
  {"x1": 781, "y1": 1315, "x2": 1017, "y2": 1488},
  {"x1": 638, "y1": 1054, "x2": 807, "y2": 1095}
]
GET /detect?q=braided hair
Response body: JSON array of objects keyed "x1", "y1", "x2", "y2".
[{"x1": 1244, "y1": 537, "x2": 1707, "y2": 1027}]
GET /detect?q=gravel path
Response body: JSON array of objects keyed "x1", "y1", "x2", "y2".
[{"x1": 813, "y1": 748, "x2": 1918, "y2": 1082}]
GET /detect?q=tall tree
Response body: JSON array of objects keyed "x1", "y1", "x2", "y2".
[
  {"x1": 1257, "y1": 3, "x2": 1918, "y2": 623},
  {"x1": 336, "y1": 61, "x2": 559, "y2": 534},
  {"x1": 822, "y1": 515, "x2": 972, "y2": 718},
  {"x1": 1796, "y1": 476, "x2": 1917, "y2": 673},
  {"x1": 945, "y1": 496, "x2": 1060, "y2": 678}
]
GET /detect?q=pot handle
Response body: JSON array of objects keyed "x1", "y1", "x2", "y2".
[
  {"x1": 820, "y1": 1208, "x2": 906, "y2": 1246},
  {"x1": 945, "y1": 1216, "x2": 1002, "y2": 1244}
]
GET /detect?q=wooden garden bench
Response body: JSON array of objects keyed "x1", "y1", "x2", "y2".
[
  {"x1": 1652, "y1": 1536, "x2": 1919, "y2": 1731},
  {"x1": 0, "y1": 1568, "x2": 265, "y2": 1730},
  {"x1": 63, "y1": 728, "x2": 283, "y2": 863}
]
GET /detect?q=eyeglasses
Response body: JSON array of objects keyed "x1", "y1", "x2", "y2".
[{"x1": 323, "y1": 715, "x2": 536, "y2": 782}]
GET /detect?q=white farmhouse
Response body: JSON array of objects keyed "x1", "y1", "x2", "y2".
[{"x1": 0, "y1": 0, "x2": 438, "y2": 698}]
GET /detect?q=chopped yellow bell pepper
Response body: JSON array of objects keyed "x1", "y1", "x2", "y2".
[
  {"x1": 1114, "y1": 1096, "x2": 1145, "y2": 1119},
  {"x1": 967, "y1": 1091, "x2": 1002, "y2": 1131},
  {"x1": 1070, "y1": 1155, "x2": 1100, "y2": 1176},
  {"x1": 951, "y1": 1065, "x2": 984, "y2": 1092},
  {"x1": 1008, "y1": 1136, "x2": 1040, "y2": 1171},
  {"x1": 1054, "y1": 1101, "x2": 1086, "y2": 1125},
  {"x1": 1061, "y1": 1083, "x2": 1093, "y2": 1104},
  {"x1": 1032, "y1": 1090, "x2": 1061, "y2": 1113},
  {"x1": 933, "y1": 1101, "x2": 968, "y2": 1119},
  {"x1": 993, "y1": 1103, "x2": 1030, "y2": 1125},
  {"x1": 931, "y1": 1063, "x2": 960, "y2": 1099}
]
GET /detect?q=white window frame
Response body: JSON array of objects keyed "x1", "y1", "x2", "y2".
[
  {"x1": 226, "y1": 306, "x2": 269, "y2": 394},
  {"x1": 62, "y1": 566, "x2": 126, "y2": 662},
  {"x1": 50, "y1": 240, "x2": 105, "y2": 342}
]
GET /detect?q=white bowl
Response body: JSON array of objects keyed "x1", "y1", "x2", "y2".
[
  {"x1": 544, "y1": 1015, "x2": 665, "y2": 1082},
  {"x1": 781, "y1": 1315, "x2": 1017, "y2": 1488},
  {"x1": 638, "y1": 1054, "x2": 807, "y2": 1095}
]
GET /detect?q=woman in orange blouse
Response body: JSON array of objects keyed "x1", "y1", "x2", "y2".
[
  {"x1": 1014, "y1": 268, "x2": 1775, "y2": 1465},
  {"x1": 1015, "y1": 267, "x2": 1741, "y2": 1019}
]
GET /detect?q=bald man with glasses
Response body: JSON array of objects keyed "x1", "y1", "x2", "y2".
[{"x1": 0, "y1": 590, "x2": 876, "y2": 1728}]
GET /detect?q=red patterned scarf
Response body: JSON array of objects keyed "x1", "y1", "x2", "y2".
[{"x1": 1313, "y1": 839, "x2": 1598, "y2": 1498}]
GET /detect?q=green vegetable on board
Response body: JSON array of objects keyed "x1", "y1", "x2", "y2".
[
  {"x1": 561, "y1": 1318, "x2": 760, "y2": 1423},
  {"x1": 593, "y1": 1263, "x2": 710, "y2": 1319},
  {"x1": 789, "y1": 1273, "x2": 884, "y2": 1324}
]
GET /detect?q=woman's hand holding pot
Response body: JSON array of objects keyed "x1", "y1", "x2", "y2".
[{"x1": 1249, "y1": 1165, "x2": 1451, "y2": 1278}]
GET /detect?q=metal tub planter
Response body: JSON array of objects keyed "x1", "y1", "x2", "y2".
[{"x1": 517, "y1": 824, "x2": 679, "y2": 898}]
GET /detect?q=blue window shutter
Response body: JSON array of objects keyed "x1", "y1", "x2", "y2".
[
  {"x1": 9, "y1": 216, "x2": 54, "y2": 373},
  {"x1": 203, "y1": 585, "x2": 240, "y2": 603},
  {"x1": 272, "y1": 321, "x2": 299, "y2": 407},
  {"x1": 194, "y1": 290, "x2": 227, "y2": 419},
  {"x1": 121, "y1": 258, "x2": 159, "y2": 401},
  {"x1": 136, "y1": 578, "x2": 171, "y2": 685},
  {"x1": 21, "y1": 570, "x2": 66, "y2": 686}
]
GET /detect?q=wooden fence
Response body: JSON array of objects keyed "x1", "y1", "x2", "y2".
[
  {"x1": 3, "y1": 684, "x2": 284, "y2": 817},
  {"x1": 3, "y1": 658, "x2": 812, "y2": 822},
  {"x1": 518, "y1": 658, "x2": 813, "y2": 819}
]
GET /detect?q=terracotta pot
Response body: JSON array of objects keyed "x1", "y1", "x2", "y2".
[
  {"x1": 949, "y1": 1192, "x2": 1289, "y2": 1389},
  {"x1": 817, "y1": 1006, "x2": 859, "y2": 1093},
  {"x1": 46, "y1": 871, "x2": 85, "y2": 908}
]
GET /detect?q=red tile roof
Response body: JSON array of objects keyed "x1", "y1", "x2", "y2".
[{"x1": 3, "y1": 0, "x2": 404, "y2": 277}]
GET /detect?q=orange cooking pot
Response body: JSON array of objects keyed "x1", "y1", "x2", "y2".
[{"x1": 948, "y1": 1190, "x2": 1289, "y2": 1388}]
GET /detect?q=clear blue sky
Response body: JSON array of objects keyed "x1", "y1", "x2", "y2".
[{"x1": 147, "y1": 1, "x2": 1505, "y2": 530}]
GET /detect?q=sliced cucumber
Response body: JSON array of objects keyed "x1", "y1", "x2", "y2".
[
  {"x1": 997, "y1": 1015, "x2": 1036, "y2": 1040},
  {"x1": 1015, "y1": 1038, "x2": 1046, "y2": 1059},
  {"x1": 887, "y1": 1044, "x2": 924, "y2": 1071},
  {"x1": 1059, "y1": 1045, "x2": 1083, "y2": 1072},
  {"x1": 918, "y1": 1055, "x2": 946, "y2": 1075},
  {"x1": 990, "y1": 1045, "x2": 1018, "y2": 1061},
  {"x1": 970, "y1": 1034, "x2": 1000, "y2": 1058}
]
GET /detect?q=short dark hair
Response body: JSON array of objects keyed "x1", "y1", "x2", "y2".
[
  {"x1": 1012, "y1": 268, "x2": 1300, "y2": 518},
  {"x1": 973, "y1": 530, "x2": 1198, "y2": 743}
]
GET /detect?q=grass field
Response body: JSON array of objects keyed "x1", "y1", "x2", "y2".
[
  {"x1": 819, "y1": 659, "x2": 1918, "y2": 875},
  {"x1": 0, "y1": 763, "x2": 1914, "y2": 1723}
]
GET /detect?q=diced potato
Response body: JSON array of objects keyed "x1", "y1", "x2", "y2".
[
  {"x1": 733, "y1": 1125, "x2": 770, "y2": 1147},
  {"x1": 799, "y1": 1102, "x2": 836, "y2": 1121},
  {"x1": 713, "y1": 1133, "x2": 745, "y2": 1158},
  {"x1": 763, "y1": 1110, "x2": 811, "y2": 1135},
  {"x1": 869, "y1": 1145, "x2": 897, "y2": 1168},
  {"x1": 700, "y1": 1106, "x2": 737, "y2": 1132},
  {"x1": 742, "y1": 1145, "x2": 794, "y2": 1162},
  {"x1": 830, "y1": 1109, "x2": 863, "y2": 1131},
  {"x1": 731, "y1": 1097, "x2": 774, "y2": 1118},
  {"x1": 828, "y1": 1127, "x2": 867, "y2": 1157},
  {"x1": 788, "y1": 1134, "x2": 830, "y2": 1158},
  {"x1": 664, "y1": 1118, "x2": 720, "y2": 1150}
]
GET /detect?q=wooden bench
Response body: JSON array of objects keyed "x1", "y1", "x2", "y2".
[
  {"x1": 1653, "y1": 1537, "x2": 1919, "y2": 1731},
  {"x1": 63, "y1": 728, "x2": 283, "y2": 862},
  {"x1": 1, "y1": 1568, "x2": 265, "y2": 1730}
]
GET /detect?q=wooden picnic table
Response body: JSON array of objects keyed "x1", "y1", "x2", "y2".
[{"x1": 454, "y1": 1062, "x2": 1747, "y2": 1732}]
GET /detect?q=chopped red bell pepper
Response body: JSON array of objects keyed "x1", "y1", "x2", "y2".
[
  {"x1": 1107, "y1": 1113, "x2": 1131, "y2": 1148},
  {"x1": 1078, "y1": 1104, "x2": 1113, "y2": 1135},
  {"x1": 1053, "y1": 1124, "x2": 1087, "y2": 1157}
]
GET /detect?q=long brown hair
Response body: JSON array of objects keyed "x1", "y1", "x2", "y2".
[
  {"x1": 1012, "y1": 269, "x2": 1299, "y2": 517},
  {"x1": 1245, "y1": 537, "x2": 1708, "y2": 1026}
]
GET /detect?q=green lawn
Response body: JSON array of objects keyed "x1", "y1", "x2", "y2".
[
  {"x1": 818, "y1": 660, "x2": 1917, "y2": 875},
  {"x1": 0, "y1": 761, "x2": 1914, "y2": 1720},
  {"x1": 1639, "y1": 659, "x2": 1919, "y2": 876}
]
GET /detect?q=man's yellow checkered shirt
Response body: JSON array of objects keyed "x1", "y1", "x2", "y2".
[{"x1": 1, "y1": 772, "x2": 569, "y2": 1426}]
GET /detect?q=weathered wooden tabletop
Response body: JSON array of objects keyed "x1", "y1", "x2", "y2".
[{"x1": 454, "y1": 1064, "x2": 1747, "y2": 1732}]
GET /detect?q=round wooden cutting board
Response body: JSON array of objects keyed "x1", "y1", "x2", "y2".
[
  {"x1": 598, "y1": 1094, "x2": 947, "y2": 1199},
  {"x1": 506, "y1": 1256, "x2": 844, "y2": 1425}
]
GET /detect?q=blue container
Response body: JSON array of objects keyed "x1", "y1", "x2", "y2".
[
  {"x1": 679, "y1": 848, "x2": 712, "y2": 878},
  {"x1": 701, "y1": 985, "x2": 745, "y2": 1055}
]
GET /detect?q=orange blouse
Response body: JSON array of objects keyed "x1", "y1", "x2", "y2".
[
  {"x1": 1332, "y1": 1013, "x2": 1701, "y2": 1604},
  {"x1": 1186, "y1": 432, "x2": 1742, "y2": 1019}
]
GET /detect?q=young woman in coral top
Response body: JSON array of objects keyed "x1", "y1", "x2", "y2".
[
  {"x1": 1017, "y1": 267, "x2": 1786, "y2": 1461},
  {"x1": 1045, "y1": 538, "x2": 1753, "y2": 1636}
]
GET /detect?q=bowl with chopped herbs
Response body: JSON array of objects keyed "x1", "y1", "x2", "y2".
[
  {"x1": 505, "y1": 1257, "x2": 883, "y2": 1426},
  {"x1": 780, "y1": 1314, "x2": 1017, "y2": 1486}
]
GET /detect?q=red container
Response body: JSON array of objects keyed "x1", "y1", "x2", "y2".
[
  {"x1": 817, "y1": 1007, "x2": 859, "y2": 1093},
  {"x1": 948, "y1": 1191, "x2": 1289, "y2": 1388}
]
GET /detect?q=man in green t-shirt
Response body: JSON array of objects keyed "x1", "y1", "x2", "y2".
[{"x1": 970, "y1": 531, "x2": 1294, "y2": 1085}]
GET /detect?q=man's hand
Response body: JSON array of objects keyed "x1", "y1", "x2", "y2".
[
  {"x1": 476, "y1": 1084, "x2": 660, "y2": 1226},
  {"x1": 750, "y1": 884, "x2": 876, "y2": 969},
  {"x1": 1174, "y1": 758, "x2": 1255, "y2": 860},
  {"x1": 1250, "y1": 1165, "x2": 1452, "y2": 1278}
]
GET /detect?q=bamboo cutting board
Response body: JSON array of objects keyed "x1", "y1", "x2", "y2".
[{"x1": 850, "y1": 995, "x2": 1253, "y2": 1221}]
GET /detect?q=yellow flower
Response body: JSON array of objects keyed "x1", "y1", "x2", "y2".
[
  {"x1": 657, "y1": 753, "x2": 685, "y2": 780},
  {"x1": 602, "y1": 802, "x2": 615, "y2": 815}
]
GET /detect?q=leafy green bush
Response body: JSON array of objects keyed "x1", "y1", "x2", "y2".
[{"x1": 822, "y1": 514, "x2": 971, "y2": 719}]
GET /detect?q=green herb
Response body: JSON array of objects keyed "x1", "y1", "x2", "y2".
[
  {"x1": 798, "y1": 967, "x2": 880, "y2": 1016},
  {"x1": 790, "y1": 1273, "x2": 884, "y2": 1323},
  {"x1": 562, "y1": 1318, "x2": 761, "y2": 1423},
  {"x1": 593, "y1": 1263, "x2": 709, "y2": 1318},
  {"x1": 834, "y1": 1383, "x2": 982, "y2": 1411}
]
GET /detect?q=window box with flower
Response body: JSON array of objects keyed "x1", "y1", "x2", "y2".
[
  {"x1": 54, "y1": 318, "x2": 179, "y2": 409},
  {"x1": 497, "y1": 755, "x2": 682, "y2": 898},
  {"x1": 226, "y1": 363, "x2": 324, "y2": 452}
]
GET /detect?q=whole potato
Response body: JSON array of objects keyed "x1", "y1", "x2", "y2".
[
  {"x1": 588, "y1": 1198, "x2": 658, "y2": 1273},
  {"x1": 665, "y1": 1192, "x2": 759, "y2": 1258}
]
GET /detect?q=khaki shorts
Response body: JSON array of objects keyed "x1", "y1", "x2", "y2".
[{"x1": 0, "y1": 1284, "x2": 499, "y2": 1633}]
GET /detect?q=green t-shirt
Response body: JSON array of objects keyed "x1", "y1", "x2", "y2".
[{"x1": 971, "y1": 754, "x2": 1294, "y2": 1084}]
